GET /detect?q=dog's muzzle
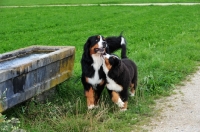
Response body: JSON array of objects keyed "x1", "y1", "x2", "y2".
[{"x1": 94, "y1": 48, "x2": 105, "y2": 53}]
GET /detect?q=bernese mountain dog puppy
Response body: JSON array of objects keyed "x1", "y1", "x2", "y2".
[
  {"x1": 101, "y1": 53, "x2": 137, "y2": 111},
  {"x1": 81, "y1": 33, "x2": 127, "y2": 109}
]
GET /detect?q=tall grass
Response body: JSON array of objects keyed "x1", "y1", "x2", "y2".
[{"x1": 1, "y1": 4, "x2": 200, "y2": 132}]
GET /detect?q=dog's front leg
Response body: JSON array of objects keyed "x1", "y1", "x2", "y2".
[
  {"x1": 111, "y1": 91, "x2": 124, "y2": 108},
  {"x1": 111, "y1": 91, "x2": 127, "y2": 111},
  {"x1": 85, "y1": 87, "x2": 95, "y2": 109}
]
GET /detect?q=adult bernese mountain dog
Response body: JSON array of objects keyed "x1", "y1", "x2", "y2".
[
  {"x1": 81, "y1": 33, "x2": 127, "y2": 109},
  {"x1": 101, "y1": 53, "x2": 137, "y2": 111}
]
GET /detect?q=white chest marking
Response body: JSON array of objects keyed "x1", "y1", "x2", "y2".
[
  {"x1": 102, "y1": 59, "x2": 122, "y2": 92},
  {"x1": 106, "y1": 77, "x2": 122, "y2": 92},
  {"x1": 87, "y1": 55, "x2": 103, "y2": 86}
]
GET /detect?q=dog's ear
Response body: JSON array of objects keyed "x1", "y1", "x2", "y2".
[
  {"x1": 113, "y1": 57, "x2": 120, "y2": 67},
  {"x1": 108, "y1": 57, "x2": 122, "y2": 78},
  {"x1": 83, "y1": 38, "x2": 90, "y2": 54},
  {"x1": 106, "y1": 56, "x2": 116, "y2": 66},
  {"x1": 110, "y1": 56, "x2": 120, "y2": 67},
  {"x1": 84, "y1": 38, "x2": 91, "y2": 58},
  {"x1": 82, "y1": 38, "x2": 93, "y2": 64}
]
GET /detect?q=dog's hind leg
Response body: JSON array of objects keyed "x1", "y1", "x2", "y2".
[
  {"x1": 129, "y1": 83, "x2": 135, "y2": 97},
  {"x1": 130, "y1": 75, "x2": 138, "y2": 96},
  {"x1": 130, "y1": 67, "x2": 138, "y2": 96}
]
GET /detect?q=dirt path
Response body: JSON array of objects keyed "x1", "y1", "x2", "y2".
[
  {"x1": 144, "y1": 67, "x2": 200, "y2": 132},
  {"x1": 0, "y1": 3, "x2": 200, "y2": 8}
]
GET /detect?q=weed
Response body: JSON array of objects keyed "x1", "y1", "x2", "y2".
[
  {"x1": 0, "y1": 89, "x2": 22, "y2": 132},
  {"x1": 0, "y1": 116, "x2": 21, "y2": 132}
]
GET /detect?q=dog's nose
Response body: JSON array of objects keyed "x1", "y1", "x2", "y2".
[{"x1": 102, "y1": 41, "x2": 107, "y2": 48}]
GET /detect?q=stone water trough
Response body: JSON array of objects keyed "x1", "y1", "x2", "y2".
[{"x1": 0, "y1": 46, "x2": 75, "y2": 112}]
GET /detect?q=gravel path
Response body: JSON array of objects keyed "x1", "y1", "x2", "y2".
[
  {"x1": 0, "y1": 3, "x2": 200, "y2": 8},
  {"x1": 145, "y1": 67, "x2": 200, "y2": 132}
]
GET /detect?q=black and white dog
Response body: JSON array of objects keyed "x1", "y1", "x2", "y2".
[
  {"x1": 81, "y1": 33, "x2": 127, "y2": 109},
  {"x1": 101, "y1": 53, "x2": 137, "y2": 111}
]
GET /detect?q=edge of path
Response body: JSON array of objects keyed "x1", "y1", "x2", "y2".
[{"x1": 1, "y1": 3, "x2": 200, "y2": 8}]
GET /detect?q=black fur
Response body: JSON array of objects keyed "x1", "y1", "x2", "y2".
[
  {"x1": 105, "y1": 32, "x2": 127, "y2": 58},
  {"x1": 81, "y1": 33, "x2": 127, "y2": 109},
  {"x1": 103, "y1": 55, "x2": 137, "y2": 109}
]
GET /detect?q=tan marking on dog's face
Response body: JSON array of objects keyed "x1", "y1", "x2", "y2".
[
  {"x1": 104, "y1": 58, "x2": 112, "y2": 70},
  {"x1": 89, "y1": 35, "x2": 106, "y2": 55},
  {"x1": 90, "y1": 43, "x2": 99, "y2": 55},
  {"x1": 111, "y1": 91, "x2": 120, "y2": 103},
  {"x1": 85, "y1": 87, "x2": 95, "y2": 107}
]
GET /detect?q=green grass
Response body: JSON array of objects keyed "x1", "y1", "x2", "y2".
[
  {"x1": 0, "y1": 3, "x2": 200, "y2": 132},
  {"x1": 1, "y1": 0, "x2": 200, "y2": 6}
]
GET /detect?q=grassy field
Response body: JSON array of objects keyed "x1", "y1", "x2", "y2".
[
  {"x1": 0, "y1": 2, "x2": 200, "y2": 132},
  {"x1": 1, "y1": 0, "x2": 200, "y2": 6}
]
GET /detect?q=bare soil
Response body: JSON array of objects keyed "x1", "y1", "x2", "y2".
[{"x1": 144, "y1": 67, "x2": 200, "y2": 132}]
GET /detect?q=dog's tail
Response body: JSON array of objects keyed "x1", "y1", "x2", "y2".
[
  {"x1": 121, "y1": 44, "x2": 127, "y2": 59},
  {"x1": 120, "y1": 31, "x2": 127, "y2": 59},
  {"x1": 120, "y1": 31, "x2": 124, "y2": 37}
]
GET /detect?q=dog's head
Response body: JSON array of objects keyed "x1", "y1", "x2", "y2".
[
  {"x1": 102, "y1": 53, "x2": 123, "y2": 78},
  {"x1": 102, "y1": 53, "x2": 120, "y2": 71},
  {"x1": 102, "y1": 53, "x2": 123, "y2": 79},
  {"x1": 83, "y1": 35, "x2": 107, "y2": 56}
]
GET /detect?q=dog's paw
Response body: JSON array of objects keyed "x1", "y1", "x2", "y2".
[
  {"x1": 88, "y1": 104, "x2": 95, "y2": 110},
  {"x1": 116, "y1": 98, "x2": 124, "y2": 108},
  {"x1": 88, "y1": 105, "x2": 99, "y2": 110},
  {"x1": 130, "y1": 93, "x2": 135, "y2": 97},
  {"x1": 120, "y1": 108, "x2": 127, "y2": 112},
  {"x1": 129, "y1": 91, "x2": 135, "y2": 97}
]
